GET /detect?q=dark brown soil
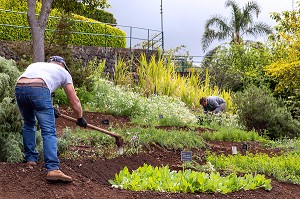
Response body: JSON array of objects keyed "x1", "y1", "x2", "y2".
[{"x1": 0, "y1": 107, "x2": 299, "y2": 199}]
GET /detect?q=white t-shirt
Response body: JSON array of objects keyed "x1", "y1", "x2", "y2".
[{"x1": 18, "y1": 62, "x2": 73, "y2": 93}]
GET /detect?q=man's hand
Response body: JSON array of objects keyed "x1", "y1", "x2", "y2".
[
  {"x1": 76, "y1": 117, "x2": 87, "y2": 128},
  {"x1": 54, "y1": 107, "x2": 61, "y2": 118}
]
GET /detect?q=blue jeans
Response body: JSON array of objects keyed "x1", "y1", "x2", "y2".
[{"x1": 15, "y1": 86, "x2": 59, "y2": 171}]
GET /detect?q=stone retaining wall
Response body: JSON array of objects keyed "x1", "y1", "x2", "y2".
[{"x1": 0, "y1": 40, "x2": 158, "y2": 76}]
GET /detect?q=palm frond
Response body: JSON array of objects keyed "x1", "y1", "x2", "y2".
[
  {"x1": 201, "y1": 16, "x2": 230, "y2": 51},
  {"x1": 244, "y1": 22, "x2": 273, "y2": 37}
]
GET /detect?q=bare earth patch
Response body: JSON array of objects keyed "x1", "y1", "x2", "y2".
[{"x1": 0, "y1": 107, "x2": 299, "y2": 199}]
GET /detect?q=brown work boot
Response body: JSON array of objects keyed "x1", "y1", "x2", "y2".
[
  {"x1": 26, "y1": 161, "x2": 37, "y2": 166},
  {"x1": 46, "y1": 170, "x2": 73, "y2": 182}
]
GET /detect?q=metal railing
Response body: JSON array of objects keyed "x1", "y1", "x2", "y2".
[{"x1": 0, "y1": 9, "x2": 163, "y2": 51}]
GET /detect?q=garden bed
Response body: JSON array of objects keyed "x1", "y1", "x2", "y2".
[{"x1": 0, "y1": 107, "x2": 299, "y2": 199}]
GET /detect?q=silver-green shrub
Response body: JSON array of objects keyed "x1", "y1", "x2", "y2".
[
  {"x1": 0, "y1": 56, "x2": 23, "y2": 162},
  {"x1": 234, "y1": 85, "x2": 300, "y2": 139}
]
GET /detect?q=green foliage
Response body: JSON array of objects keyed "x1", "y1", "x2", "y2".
[
  {"x1": 88, "y1": 79, "x2": 198, "y2": 127},
  {"x1": 109, "y1": 164, "x2": 272, "y2": 194},
  {"x1": 0, "y1": 57, "x2": 20, "y2": 99},
  {"x1": 134, "y1": 95, "x2": 198, "y2": 127},
  {"x1": 75, "y1": 87, "x2": 96, "y2": 107},
  {"x1": 201, "y1": 126, "x2": 265, "y2": 142},
  {"x1": 198, "y1": 112, "x2": 243, "y2": 128},
  {"x1": 58, "y1": 128, "x2": 119, "y2": 159},
  {"x1": 91, "y1": 79, "x2": 143, "y2": 117},
  {"x1": 48, "y1": 14, "x2": 76, "y2": 48},
  {"x1": 70, "y1": 17, "x2": 125, "y2": 47},
  {"x1": 206, "y1": 153, "x2": 300, "y2": 184},
  {"x1": 284, "y1": 91, "x2": 300, "y2": 120},
  {"x1": 67, "y1": 56, "x2": 99, "y2": 90},
  {"x1": 105, "y1": 54, "x2": 233, "y2": 111},
  {"x1": 53, "y1": 86, "x2": 95, "y2": 107},
  {"x1": 79, "y1": 9, "x2": 116, "y2": 24},
  {"x1": 265, "y1": 9, "x2": 300, "y2": 120},
  {"x1": 55, "y1": 0, "x2": 116, "y2": 24},
  {"x1": 0, "y1": 0, "x2": 126, "y2": 48},
  {"x1": 263, "y1": 137, "x2": 300, "y2": 154},
  {"x1": 0, "y1": 57, "x2": 23, "y2": 162},
  {"x1": 116, "y1": 127, "x2": 205, "y2": 151},
  {"x1": 58, "y1": 125, "x2": 204, "y2": 158},
  {"x1": 0, "y1": 97, "x2": 23, "y2": 162},
  {"x1": 234, "y1": 85, "x2": 300, "y2": 139},
  {"x1": 201, "y1": 43, "x2": 272, "y2": 92},
  {"x1": 52, "y1": 88, "x2": 68, "y2": 105}
]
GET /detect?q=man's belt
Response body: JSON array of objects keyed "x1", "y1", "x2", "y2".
[{"x1": 16, "y1": 82, "x2": 48, "y2": 88}]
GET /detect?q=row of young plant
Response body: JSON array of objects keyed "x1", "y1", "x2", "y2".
[
  {"x1": 58, "y1": 126, "x2": 206, "y2": 159},
  {"x1": 109, "y1": 164, "x2": 272, "y2": 194},
  {"x1": 205, "y1": 153, "x2": 300, "y2": 185}
]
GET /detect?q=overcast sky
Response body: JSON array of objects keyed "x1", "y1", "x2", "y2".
[{"x1": 107, "y1": 1, "x2": 294, "y2": 62}]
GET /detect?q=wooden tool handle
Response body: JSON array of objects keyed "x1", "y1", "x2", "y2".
[{"x1": 60, "y1": 113, "x2": 121, "y2": 138}]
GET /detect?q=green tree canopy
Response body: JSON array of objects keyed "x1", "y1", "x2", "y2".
[
  {"x1": 266, "y1": 9, "x2": 300, "y2": 94},
  {"x1": 201, "y1": 42, "x2": 272, "y2": 92}
]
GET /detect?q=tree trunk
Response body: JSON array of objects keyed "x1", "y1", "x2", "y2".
[
  {"x1": 27, "y1": 0, "x2": 53, "y2": 62},
  {"x1": 31, "y1": 25, "x2": 45, "y2": 62}
]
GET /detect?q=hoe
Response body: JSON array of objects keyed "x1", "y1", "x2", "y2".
[{"x1": 58, "y1": 113, "x2": 124, "y2": 155}]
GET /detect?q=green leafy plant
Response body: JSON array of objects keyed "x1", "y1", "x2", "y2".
[
  {"x1": 109, "y1": 164, "x2": 272, "y2": 194},
  {"x1": 263, "y1": 137, "x2": 300, "y2": 154},
  {"x1": 206, "y1": 153, "x2": 300, "y2": 184},
  {"x1": 58, "y1": 128, "x2": 119, "y2": 159},
  {"x1": 201, "y1": 126, "x2": 265, "y2": 142},
  {"x1": 115, "y1": 127, "x2": 205, "y2": 151}
]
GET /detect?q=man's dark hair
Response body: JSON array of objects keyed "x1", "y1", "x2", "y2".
[{"x1": 200, "y1": 97, "x2": 207, "y2": 105}]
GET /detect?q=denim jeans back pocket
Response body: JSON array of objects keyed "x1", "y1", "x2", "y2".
[{"x1": 30, "y1": 88, "x2": 52, "y2": 111}]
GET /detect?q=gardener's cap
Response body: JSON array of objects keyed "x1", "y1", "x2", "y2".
[{"x1": 48, "y1": 56, "x2": 70, "y2": 73}]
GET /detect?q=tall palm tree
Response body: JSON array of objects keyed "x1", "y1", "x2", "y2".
[{"x1": 201, "y1": 0, "x2": 272, "y2": 52}]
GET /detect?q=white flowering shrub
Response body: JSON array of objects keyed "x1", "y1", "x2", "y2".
[
  {"x1": 89, "y1": 79, "x2": 198, "y2": 126},
  {"x1": 137, "y1": 95, "x2": 198, "y2": 126},
  {"x1": 91, "y1": 79, "x2": 143, "y2": 116}
]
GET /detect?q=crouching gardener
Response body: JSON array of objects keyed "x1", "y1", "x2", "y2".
[
  {"x1": 14, "y1": 56, "x2": 87, "y2": 182},
  {"x1": 200, "y1": 96, "x2": 226, "y2": 114}
]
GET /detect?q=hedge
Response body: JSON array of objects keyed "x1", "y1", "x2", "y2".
[{"x1": 0, "y1": 0, "x2": 126, "y2": 48}]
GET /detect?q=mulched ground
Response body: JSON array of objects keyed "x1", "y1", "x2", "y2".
[{"x1": 0, "y1": 106, "x2": 299, "y2": 199}]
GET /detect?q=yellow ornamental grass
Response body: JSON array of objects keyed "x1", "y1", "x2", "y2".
[
  {"x1": 109, "y1": 54, "x2": 233, "y2": 111},
  {"x1": 135, "y1": 55, "x2": 233, "y2": 111}
]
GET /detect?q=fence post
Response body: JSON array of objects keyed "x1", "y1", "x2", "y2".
[
  {"x1": 105, "y1": 23, "x2": 107, "y2": 52},
  {"x1": 130, "y1": 26, "x2": 132, "y2": 51},
  {"x1": 147, "y1": 29, "x2": 150, "y2": 51}
]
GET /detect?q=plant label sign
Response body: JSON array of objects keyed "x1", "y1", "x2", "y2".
[
  {"x1": 181, "y1": 151, "x2": 192, "y2": 162},
  {"x1": 242, "y1": 143, "x2": 248, "y2": 150}
]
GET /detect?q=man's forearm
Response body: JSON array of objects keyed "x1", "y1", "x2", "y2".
[{"x1": 70, "y1": 99, "x2": 83, "y2": 118}]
